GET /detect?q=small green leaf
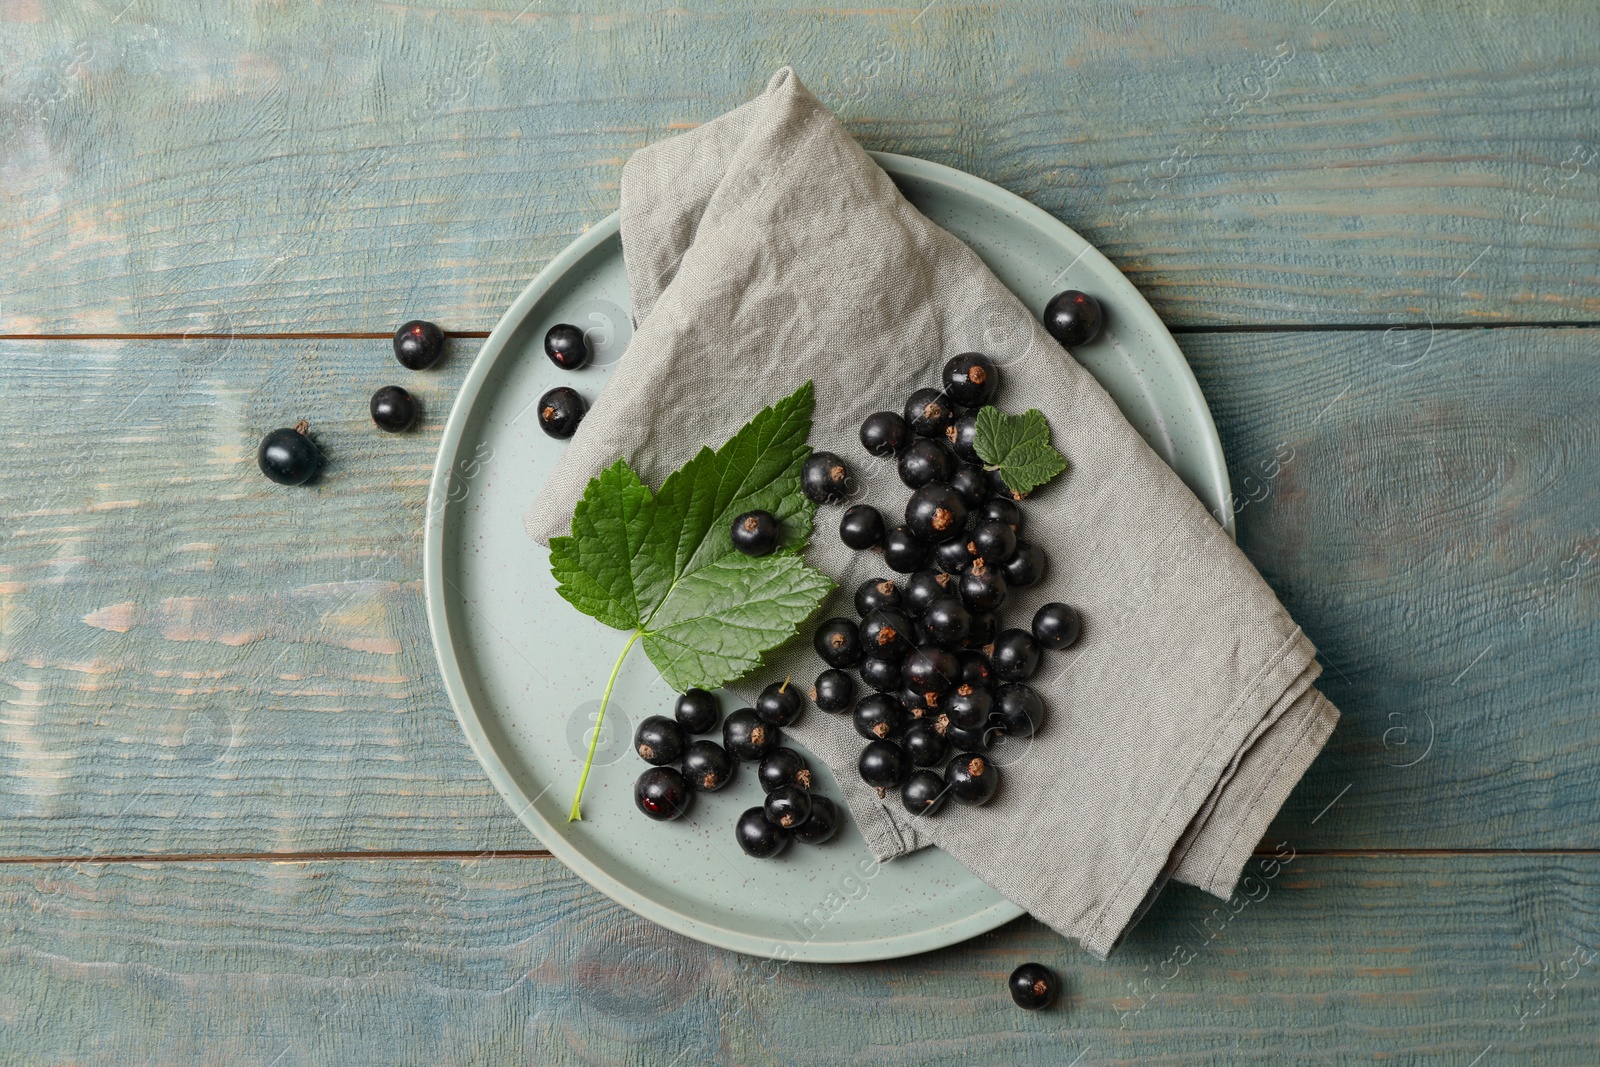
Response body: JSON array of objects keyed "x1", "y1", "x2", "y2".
[{"x1": 973, "y1": 406, "x2": 1068, "y2": 498}]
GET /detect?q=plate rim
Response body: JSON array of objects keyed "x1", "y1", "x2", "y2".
[{"x1": 424, "y1": 152, "x2": 1233, "y2": 963}]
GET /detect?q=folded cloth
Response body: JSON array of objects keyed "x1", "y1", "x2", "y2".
[{"x1": 524, "y1": 68, "x2": 1339, "y2": 959}]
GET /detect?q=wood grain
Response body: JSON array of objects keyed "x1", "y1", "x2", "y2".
[{"x1": 3, "y1": 1, "x2": 1599, "y2": 334}]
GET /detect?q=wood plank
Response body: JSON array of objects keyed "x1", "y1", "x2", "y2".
[
  {"x1": 2, "y1": 853, "x2": 1597, "y2": 1063},
  {"x1": 2, "y1": 1, "x2": 1598, "y2": 333},
  {"x1": 0, "y1": 327, "x2": 1596, "y2": 855}
]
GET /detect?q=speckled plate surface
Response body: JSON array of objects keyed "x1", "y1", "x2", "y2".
[{"x1": 424, "y1": 152, "x2": 1233, "y2": 963}]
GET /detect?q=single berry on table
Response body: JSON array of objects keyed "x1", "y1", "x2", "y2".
[
  {"x1": 1032, "y1": 602, "x2": 1082, "y2": 650},
  {"x1": 758, "y1": 747, "x2": 813, "y2": 793},
  {"x1": 854, "y1": 692, "x2": 907, "y2": 741},
  {"x1": 634, "y1": 715, "x2": 687, "y2": 766},
  {"x1": 839, "y1": 504, "x2": 886, "y2": 550},
  {"x1": 1043, "y1": 289, "x2": 1104, "y2": 348},
  {"x1": 859, "y1": 655, "x2": 903, "y2": 693},
  {"x1": 968, "y1": 520, "x2": 1018, "y2": 564},
  {"x1": 964, "y1": 611, "x2": 999, "y2": 650},
  {"x1": 537, "y1": 387, "x2": 586, "y2": 439},
  {"x1": 903, "y1": 569, "x2": 954, "y2": 615},
  {"x1": 543, "y1": 323, "x2": 589, "y2": 370},
  {"x1": 1003, "y1": 540, "x2": 1047, "y2": 588},
  {"x1": 860, "y1": 609, "x2": 914, "y2": 661},
  {"x1": 802, "y1": 452, "x2": 853, "y2": 504},
  {"x1": 942, "y1": 352, "x2": 999, "y2": 407},
  {"x1": 922, "y1": 595, "x2": 972, "y2": 648},
  {"x1": 257, "y1": 422, "x2": 319, "y2": 485},
  {"x1": 855, "y1": 577, "x2": 902, "y2": 616},
  {"x1": 735, "y1": 806, "x2": 790, "y2": 858},
  {"x1": 763, "y1": 784, "x2": 813, "y2": 831},
  {"x1": 948, "y1": 462, "x2": 991, "y2": 507},
  {"x1": 814, "y1": 617, "x2": 865, "y2": 668},
  {"x1": 904, "y1": 387, "x2": 956, "y2": 439},
  {"x1": 904, "y1": 644, "x2": 959, "y2": 696},
  {"x1": 793, "y1": 795, "x2": 841, "y2": 845},
  {"x1": 1008, "y1": 963, "x2": 1058, "y2": 1010},
  {"x1": 882, "y1": 525, "x2": 930, "y2": 573},
  {"x1": 859, "y1": 739, "x2": 911, "y2": 790},
  {"x1": 674, "y1": 688, "x2": 721, "y2": 734},
  {"x1": 946, "y1": 752, "x2": 1000, "y2": 805},
  {"x1": 755, "y1": 679, "x2": 804, "y2": 727},
  {"x1": 898, "y1": 438, "x2": 957, "y2": 488},
  {"x1": 859, "y1": 411, "x2": 909, "y2": 457},
  {"x1": 731, "y1": 509, "x2": 780, "y2": 556},
  {"x1": 905, "y1": 482, "x2": 969, "y2": 543},
  {"x1": 991, "y1": 628, "x2": 1042, "y2": 682},
  {"x1": 901, "y1": 769, "x2": 948, "y2": 816},
  {"x1": 947, "y1": 410, "x2": 983, "y2": 464},
  {"x1": 635, "y1": 766, "x2": 692, "y2": 821},
  {"x1": 811, "y1": 669, "x2": 855, "y2": 712},
  {"x1": 681, "y1": 739, "x2": 735, "y2": 791},
  {"x1": 370, "y1": 386, "x2": 417, "y2": 432},
  {"x1": 902, "y1": 720, "x2": 949, "y2": 767},
  {"x1": 946, "y1": 683, "x2": 994, "y2": 731},
  {"x1": 723, "y1": 707, "x2": 780, "y2": 761},
  {"x1": 393, "y1": 319, "x2": 445, "y2": 370},
  {"x1": 994, "y1": 683, "x2": 1047, "y2": 738},
  {"x1": 978, "y1": 497, "x2": 1022, "y2": 531},
  {"x1": 959, "y1": 559, "x2": 1008, "y2": 612}
]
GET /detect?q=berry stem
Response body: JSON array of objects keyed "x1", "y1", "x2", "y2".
[{"x1": 568, "y1": 628, "x2": 641, "y2": 822}]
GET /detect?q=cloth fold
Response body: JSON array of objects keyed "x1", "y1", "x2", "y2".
[{"x1": 524, "y1": 68, "x2": 1339, "y2": 958}]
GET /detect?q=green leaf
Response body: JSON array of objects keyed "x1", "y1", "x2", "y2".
[{"x1": 973, "y1": 406, "x2": 1068, "y2": 498}]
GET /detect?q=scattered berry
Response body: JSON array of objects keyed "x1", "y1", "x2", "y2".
[
  {"x1": 958, "y1": 559, "x2": 1008, "y2": 612},
  {"x1": 258, "y1": 422, "x2": 319, "y2": 485},
  {"x1": 1008, "y1": 962, "x2": 1057, "y2": 1010},
  {"x1": 814, "y1": 617, "x2": 864, "y2": 668},
  {"x1": 370, "y1": 386, "x2": 417, "y2": 432},
  {"x1": 859, "y1": 411, "x2": 909, "y2": 457},
  {"x1": 945, "y1": 752, "x2": 1000, "y2": 805},
  {"x1": 922, "y1": 595, "x2": 972, "y2": 648},
  {"x1": 859, "y1": 739, "x2": 910, "y2": 789},
  {"x1": 735, "y1": 806, "x2": 790, "y2": 857},
  {"x1": 674, "y1": 688, "x2": 721, "y2": 734},
  {"x1": 859, "y1": 655, "x2": 903, "y2": 693},
  {"x1": 854, "y1": 577, "x2": 902, "y2": 616},
  {"x1": 731, "y1": 509, "x2": 780, "y2": 556},
  {"x1": 860, "y1": 609, "x2": 914, "y2": 661},
  {"x1": 793, "y1": 795, "x2": 840, "y2": 844},
  {"x1": 634, "y1": 715, "x2": 687, "y2": 766},
  {"x1": 946, "y1": 684, "x2": 994, "y2": 731},
  {"x1": 543, "y1": 323, "x2": 589, "y2": 370},
  {"x1": 763, "y1": 784, "x2": 813, "y2": 830},
  {"x1": 904, "y1": 387, "x2": 956, "y2": 439},
  {"x1": 882, "y1": 525, "x2": 930, "y2": 573},
  {"x1": 1043, "y1": 289, "x2": 1103, "y2": 348},
  {"x1": 901, "y1": 769, "x2": 948, "y2": 816},
  {"x1": 537, "y1": 387, "x2": 586, "y2": 438},
  {"x1": 802, "y1": 452, "x2": 853, "y2": 504},
  {"x1": 898, "y1": 438, "x2": 957, "y2": 488},
  {"x1": 723, "y1": 708, "x2": 780, "y2": 761},
  {"x1": 906, "y1": 482, "x2": 969, "y2": 543},
  {"x1": 903, "y1": 569, "x2": 954, "y2": 615},
  {"x1": 904, "y1": 644, "x2": 958, "y2": 696},
  {"x1": 854, "y1": 692, "x2": 907, "y2": 741},
  {"x1": 957, "y1": 649, "x2": 997, "y2": 690},
  {"x1": 977, "y1": 497, "x2": 1022, "y2": 530},
  {"x1": 811, "y1": 669, "x2": 855, "y2": 712},
  {"x1": 1003, "y1": 540, "x2": 1047, "y2": 587},
  {"x1": 991, "y1": 628, "x2": 1042, "y2": 683},
  {"x1": 758, "y1": 747, "x2": 813, "y2": 793},
  {"x1": 635, "y1": 766, "x2": 692, "y2": 821},
  {"x1": 755, "y1": 679, "x2": 804, "y2": 727},
  {"x1": 994, "y1": 683, "x2": 1046, "y2": 737},
  {"x1": 839, "y1": 504, "x2": 886, "y2": 550},
  {"x1": 942, "y1": 353, "x2": 999, "y2": 407},
  {"x1": 935, "y1": 537, "x2": 979, "y2": 575},
  {"x1": 393, "y1": 319, "x2": 445, "y2": 370},
  {"x1": 681, "y1": 739, "x2": 735, "y2": 791},
  {"x1": 898, "y1": 684, "x2": 939, "y2": 718},
  {"x1": 945, "y1": 721, "x2": 992, "y2": 752},
  {"x1": 1032, "y1": 602, "x2": 1082, "y2": 650},
  {"x1": 968, "y1": 520, "x2": 1018, "y2": 564},
  {"x1": 948, "y1": 461, "x2": 992, "y2": 506},
  {"x1": 902, "y1": 720, "x2": 949, "y2": 767}
]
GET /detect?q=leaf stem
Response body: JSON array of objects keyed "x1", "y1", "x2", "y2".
[{"x1": 568, "y1": 628, "x2": 641, "y2": 822}]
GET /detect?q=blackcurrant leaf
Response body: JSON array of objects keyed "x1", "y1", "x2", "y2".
[{"x1": 973, "y1": 406, "x2": 1068, "y2": 499}]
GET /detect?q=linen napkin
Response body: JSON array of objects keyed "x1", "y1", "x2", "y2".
[{"x1": 524, "y1": 68, "x2": 1338, "y2": 959}]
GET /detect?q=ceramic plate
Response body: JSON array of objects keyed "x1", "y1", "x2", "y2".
[{"x1": 425, "y1": 152, "x2": 1233, "y2": 963}]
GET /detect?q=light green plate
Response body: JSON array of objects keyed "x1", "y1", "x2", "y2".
[{"x1": 425, "y1": 152, "x2": 1233, "y2": 963}]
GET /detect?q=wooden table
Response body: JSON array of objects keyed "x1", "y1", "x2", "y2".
[{"x1": 4, "y1": 2, "x2": 1597, "y2": 1062}]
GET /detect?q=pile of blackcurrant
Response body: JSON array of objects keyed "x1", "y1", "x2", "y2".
[{"x1": 806, "y1": 351, "x2": 1084, "y2": 818}]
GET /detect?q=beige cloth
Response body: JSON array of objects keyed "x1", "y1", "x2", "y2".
[{"x1": 524, "y1": 69, "x2": 1338, "y2": 959}]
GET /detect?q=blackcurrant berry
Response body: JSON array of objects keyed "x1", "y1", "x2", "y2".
[
  {"x1": 634, "y1": 715, "x2": 687, "y2": 766},
  {"x1": 814, "y1": 617, "x2": 864, "y2": 668},
  {"x1": 882, "y1": 526, "x2": 929, "y2": 573},
  {"x1": 758, "y1": 747, "x2": 813, "y2": 793},
  {"x1": 902, "y1": 569, "x2": 954, "y2": 615},
  {"x1": 635, "y1": 766, "x2": 691, "y2": 821},
  {"x1": 1032, "y1": 602, "x2": 1082, "y2": 650},
  {"x1": 905, "y1": 482, "x2": 969, "y2": 543},
  {"x1": 902, "y1": 769, "x2": 949, "y2": 816},
  {"x1": 755, "y1": 679, "x2": 804, "y2": 727},
  {"x1": 942, "y1": 353, "x2": 999, "y2": 407},
  {"x1": 859, "y1": 655, "x2": 902, "y2": 693},
  {"x1": 674, "y1": 688, "x2": 721, "y2": 734},
  {"x1": 968, "y1": 520, "x2": 1018, "y2": 564},
  {"x1": 1043, "y1": 289, "x2": 1103, "y2": 348},
  {"x1": 945, "y1": 752, "x2": 1000, "y2": 805},
  {"x1": 964, "y1": 611, "x2": 998, "y2": 650},
  {"x1": 811, "y1": 669, "x2": 855, "y2": 712},
  {"x1": 257, "y1": 422, "x2": 319, "y2": 485},
  {"x1": 839, "y1": 504, "x2": 885, "y2": 550},
  {"x1": 731, "y1": 509, "x2": 780, "y2": 556},
  {"x1": 393, "y1": 319, "x2": 445, "y2": 370},
  {"x1": 902, "y1": 720, "x2": 949, "y2": 767},
  {"x1": 1003, "y1": 540, "x2": 1047, "y2": 588},
  {"x1": 735, "y1": 806, "x2": 789, "y2": 858},
  {"x1": 859, "y1": 411, "x2": 908, "y2": 457},
  {"x1": 904, "y1": 387, "x2": 956, "y2": 439},
  {"x1": 991, "y1": 628, "x2": 1041, "y2": 682},
  {"x1": 945, "y1": 721, "x2": 992, "y2": 752},
  {"x1": 947, "y1": 410, "x2": 983, "y2": 464},
  {"x1": 681, "y1": 739, "x2": 735, "y2": 791},
  {"x1": 946, "y1": 683, "x2": 994, "y2": 731},
  {"x1": 1008, "y1": 962, "x2": 1057, "y2": 1010},
  {"x1": 855, "y1": 577, "x2": 902, "y2": 616},
  {"x1": 958, "y1": 559, "x2": 1008, "y2": 612},
  {"x1": 948, "y1": 462, "x2": 991, "y2": 507},
  {"x1": 898, "y1": 438, "x2": 957, "y2": 489},
  {"x1": 898, "y1": 684, "x2": 939, "y2": 718},
  {"x1": 904, "y1": 644, "x2": 958, "y2": 696},
  {"x1": 723, "y1": 708, "x2": 780, "y2": 761},
  {"x1": 860, "y1": 609, "x2": 914, "y2": 661},
  {"x1": 977, "y1": 497, "x2": 1022, "y2": 531},
  {"x1": 922, "y1": 595, "x2": 972, "y2": 648},
  {"x1": 802, "y1": 452, "x2": 853, "y2": 504},
  {"x1": 763, "y1": 784, "x2": 812, "y2": 831},
  {"x1": 935, "y1": 537, "x2": 979, "y2": 575},
  {"x1": 854, "y1": 692, "x2": 907, "y2": 741},
  {"x1": 370, "y1": 386, "x2": 417, "y2": 432},
  {"x1": 537, "y1": 387, "x2": 586, "y2": 439},
  {"x1": 793, "y1": 794, "x2": 840, "y2": 845},
  {"x1": 543, "y1": 323, "x2": 589, "y2": 370},
  {"x1": 994, "y1": 683, "x2": 1047, "y2": 737},
  {"x1": 957, "y1": 649, "x2": 997, "y2": 690},
  {"x1": 859, "y1": 739, "x2": 910, "y2": 789}
]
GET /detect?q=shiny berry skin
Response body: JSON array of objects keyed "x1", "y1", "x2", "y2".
[
  {"x1": 965, "y1": 611, "x2": 998, "y2": 650},
  {"x1": 902, "y1": 768, "x2": 949, "y2": 816},
  {"x1": 942, "y1": 353, "x2": 999, "y2": 407},
  {"x1": 946, "y1": 752, "x2": 1000, "y2": 805},
  {"x1": 802, "y1": 451, "x2": 853, "y2": 504},
  {"x1": 859, "y1": 655, "x2": 902, "y2": 693},
  {"x1": 994, "y1": 683, "x2": 1047, "y2": 737},
  {"x1": 977, "y1": 497, "x2": 1022, "y2": 531},
  {"x1": 814, "y1": 617, "x2": 864, "y2": 668},
  {"x1": 903, "y1": 569, "x2": 954, "y2": 615},
  {"x1": 947, "y1": 412, "x2": 981, "y2": 465},
  {"x1": 854, "y1": 692, "x2": 906, "y2": 741},
  {"x1": 860, "y1": 609, "x2": 914, "y2": 661},
  {"x1": 958, "y1": 649, "x2": 997, "y2": 690},
  {"x1": 1009, "y1": 963, "x2": 1057, "y2": 1010},
  {"x1": 839, "y1": 504, "x2": 885, "y2": 550},
  {"x1": 723, "y1": 707, "x2": 780, "y2": 761},
  {"x1": 735, "y1": 806, "x2": 790, "y2": 857},
  {"x1": 904, "y1": 388, "x2": 956, "y2": 439},
  {"x1": 1004, "y1": 540, "x2": 1047, "y2": 588},
  {"x1": 811, "y1": 669, "x2": 855, "y2": 712},
  {"x1": 882, "y1": 526, "x2": 929, "y2": 573},
  {"x1": 945, "y1": 721, "x2": 992, "y2": 752},
  {"x1": 758, "y1": 747, "x2": 813, "y2": 793},
  {"x1": 674, "y1": 688, "x2": 721, "y2": 734},
  {"x1": 904, "y1": 644, "x2": 958, "y2": 695},
  {"x1": 537, "y1": 387, "x2": 586, "y2": 439},
  {"x1": 257, "y1": 422, "x2": 319, "y2": 485},
  {"x1": 902, "y1": 720, "x2": 949, "y2": 767},
  {"x1": 898, "y1": 438, "x2": 957, "y2": 488},
  {"x1": 755, "y1": 680, "x2": 804, "y2": 726},
  {"x1": 968, "y1": 520, "x2": 1018, "y2": 564},
  {"x1": 859, "y1": 739, "x2": 910, "y2": 789},
  {"x1": 948, "y1": 462, "x2": 991, "y2": 507},
  {"x1": 681, "y1": 739, "x2": 735, "y2": 791},
  {"x1": 393, "y1": 319, "x2": 445, "y2": 370},
  {"x1": 959, "y1": 559, "x2": 1008, "y2": 612},
  {"x1": 1043, "y1": 289, "x2": 1103, "y2": 348},
  {"x1": 855, "y1": 577, "x2": 902, "y2": 616},
  {"x1": 1032, "y1": 602, "x2": 1083, "y2": 650},
  {"x1": 991, "y1": 629, "x2": 1041, "y2": 682},
  {"x1": 946, "y1": 683, "x2": 994, "y2": 731},
  {"x1": 794, "y1": 794, "x2": 840, "y2": 844},
  {"x1": 763, "y1": 784, "x2": 812, "y2": 831},
  {"x1": 905, "y1": 482, "x2": 969, "y2": 543},
  {"x1": 859, "y1": 411, "x2": 908, "y2": 457},
  {"x1": 934, "y1": 538, "x2": 978, "y2": 575},
  {"x1": 729, "y1": 509, "x2": 781, "y2": 556},
  {"x1": 635, "y1": 766, "x2": 692, "y2": 821},
  {"x1": 370, "y1": 386, "x2": 417, "y2": 432},
  {"x1": 543, "y1": 322, "x2": 589, "y2": 370},
  {"x1": 634, "y1": 715, "x2": 687, "y2": 766},
  {"x1": 922, "y1": 595, "x2": 972, "y2": 648},
  {"x1": 898, "y1": 685, "x2": 939, "y2": 718}
]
